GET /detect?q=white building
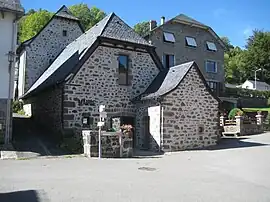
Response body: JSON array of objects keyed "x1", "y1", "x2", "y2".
[
  {"x1": 0, "y1": 0, "x2": 24, "y2": 144},
  {"x1": 240, "y1": 80, "x2": 270, "y2": 91}
]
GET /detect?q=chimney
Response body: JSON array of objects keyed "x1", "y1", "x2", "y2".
[
  {"x1": 161, "y1": 16, "x2": 165, "y2": 25},
  {"x1": 149, "y1": 20, "x2": 157, "y2": 31}
]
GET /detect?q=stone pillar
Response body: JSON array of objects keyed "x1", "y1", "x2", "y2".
[
  {"x1": 235, "y1": 116, "x2": 243, "y2": 135},
  {"x1": 82, "y1": 130, "x2": 91, "y2": 157},
  {"x1": 220, "y1": 116, "x2": 225, "y2": 126}
]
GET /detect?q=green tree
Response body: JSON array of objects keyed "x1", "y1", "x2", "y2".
[
  {"x1": 134, "y1": 21, "x2": 150, "y2": 37},
  {"x1": 18, "y1": 9, "x2": 53, "y2": 43},
  {"x1": 244, "y1": 30, "x2": 270, "y2": 82},
  {"x1": 69, "y1": 4, "x2": 106, "y2": 30},
  {"x1": 221, "y1": 36, "x2": 234, "y2": 52}
]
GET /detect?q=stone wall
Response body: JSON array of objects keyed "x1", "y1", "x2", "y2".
[
  {"x1": 149, "y1": 21, "x2": 224, "y2": 84},
  {"x1": 63, "y1": 45, "x2": 160, "y2": 138},
  {"x1": 23, "y1": 17, "x2": 83, "y2": 92},
  {"x1": 0, "y1": 99, "x2": 7, "y2": 144},
  {"x1": 82, "y1": 130, "x2": 133, "y2": 158},
  {"x1": 161, "y1": 66, "x2": 219, "y2": 151},
  {"x1": 26, "y1": 86, "x2": 63, "y2": 137}
]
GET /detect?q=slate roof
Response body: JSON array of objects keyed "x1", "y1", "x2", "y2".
[
  {"x1": 17, "y1": 5, "x2": 82, "y2": 54},
  {"x1": 22, "y1": 13, "x2": 153, "y2": 98},
  {"x1": 141, "y1": 61, "x2": 195, "y2": 100},
  {"x1": 0, "y1": 0, "x2": 24, "y2": 14},
  {"x1": 146, "y1": 13, "x2": 225, "y2": 48},
  {"x1": 173, "y1": 14, "x2": 207, "y2": 27},
  {"x1": 55, "y1": 5, "x2": 79, "y2": 21}
]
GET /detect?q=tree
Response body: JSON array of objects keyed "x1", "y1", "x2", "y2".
[
  {"x1": 18, "y1": 9, "x2": 53, "y2": 43},
  {"x1": 224, "y1": 47, "x2": 245, "y2": 83},
  {"x1": 134, "y1": 21, "x2": 150, "y2": 37},
  {"x1": 221, "y1": 36, "x2": 234, "y2": 52},
  {"x1": 69, "y1": 4, "x2": 106, "y2": 30},
  {"x1": 244, "y1": 30, "x2": 270, "y2": 82}
]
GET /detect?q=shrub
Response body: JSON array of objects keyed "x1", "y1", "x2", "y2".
[{"x1": 228, "y1": 108, "x2": 244, "y2": 119}]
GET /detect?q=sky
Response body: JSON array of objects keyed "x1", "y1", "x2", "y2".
[{"x1": 21, "y1": 0, "x2": 270, "y2": 48}]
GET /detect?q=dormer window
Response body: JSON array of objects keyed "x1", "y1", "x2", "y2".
[
  {"x1": 163, "y1": 32, "x2": 175, "y2": 43},
  {"x1": 185, "y1": 37, "x2": 197, "y2": 47},
  {"x1": 63, "y1": 30, "x2": 67, "y2": 37},
  {"x1": 206, "y1": 41, "x2": 217, "y2": 51}
]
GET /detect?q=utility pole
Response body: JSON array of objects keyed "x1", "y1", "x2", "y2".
[{"x1": 255, "y1": 68, "x2": 262, "y2": 90}]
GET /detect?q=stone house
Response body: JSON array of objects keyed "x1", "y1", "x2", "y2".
[
  {"x1": 136, "y1": 61, "x2": 220, "y2": 151},
  {"x1": 16, "y1": 5, "x2": 84, "y2": 98},
  {"x1": 145, "y1": 14, "x2": 225, "y2": 96},
  {"x1": 0, "y1": 0, "x2": 24, "y2": 144},
  {"x1": 19, "y1": 7, "x2": 220, "y2": 152}
]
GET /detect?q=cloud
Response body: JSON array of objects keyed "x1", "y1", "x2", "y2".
[
  {"x1": 243, "y1": 26, "x2": 253, "y2": 38},
  {"x1": 213, "y1": 8, "x2": 227, "y2": 18}
]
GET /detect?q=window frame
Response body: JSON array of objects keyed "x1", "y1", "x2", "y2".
[
  {"x1": 206, "y1": 41, "x2": 217, "y2": 51},
  {"x1": 205, "y1": 60, "x2": 217, "y2": 73},
  {"x1": 118, "y1": 54, "x2": 129, "y2": 85},
  {"x1": 206, "y1": 80, "x2": 219, "y2": 93},
  {"x1": 163, "y1": 32, "x2": 176, "y2": 43},
  {"x1": 185, "y1": 36, "x2": 197, "y2": 47},
  {"x1": 163, "y1": 53, "x2": 175, "y2": 68},
  {"x1": 63, "y1": 30, "x2": 67, "y2": 37}
]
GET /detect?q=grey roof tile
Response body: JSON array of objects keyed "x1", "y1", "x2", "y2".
[
  {"x1": 141, "y1": 61, "x2": 195, "y2": 100},
  {"x1": 0, "y1": 0, "x2": 24, "y2": 14},
  {"x1": 23, "y1": 12, "x2": 153, "y2": 98},
  {"x1": 55, "y1": 5, "x2": 79, "y2": 21},
  {"x1": 174, "y1": 14, "x2": 207, "y2": 27},
  {"x1": 22, "y1": 13, "x2": 113, "y2": 98},
  {"x1": 101, "y1": 14, "x2": 151, "y2": 46}
]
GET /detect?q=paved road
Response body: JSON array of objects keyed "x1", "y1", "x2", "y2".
[{"x1": 1, "y1": 133, "x2": 270, "y2": 202}]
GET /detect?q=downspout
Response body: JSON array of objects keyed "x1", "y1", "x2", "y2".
[{"x1": 5, "y1": 17, "x2": 17, "y2": 144}]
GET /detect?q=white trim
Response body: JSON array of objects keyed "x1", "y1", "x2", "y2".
[
  {"x1": 206, "y1": 41, "x2": 217, "y2": 51},
  {"x1": 163, "y1": 32, "x2": 175, "y2": 43},
  {"x1": 185, "y1": 36, "x2": 197, "y2": 47}
]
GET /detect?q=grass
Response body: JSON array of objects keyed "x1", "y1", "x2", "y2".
[{"x1": 243, "y1": 108, "x2": 270, "y2": 112}]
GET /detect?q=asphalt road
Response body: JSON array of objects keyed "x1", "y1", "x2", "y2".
[{"x1": 1, "y1": 133, "x2": 270, "y2": 202}]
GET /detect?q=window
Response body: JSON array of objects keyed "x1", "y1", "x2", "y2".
[
  {"x1": 63, "y1": 30, "x2": 67, "y2": 37},
  {"x1": 118, "y1": 55, "x2": 129, "y2": 85},
  {"x1": 163, "y1": 54, "x2": 175, "y2": 68},
  {"x1": 206, "y1": 41, "x2": 217, "y2": 51},
  {"x1": 163, "y1": 32, "x2": 175, "y2": 43},
  {"x1": 207, "y1": 81, "x2": 218, "y2": 91},
  {"x1": 185, "y1": 37, "x2": 197, "y2": 47},
  {"x1": 205, "y1": 60, "x2": 217, "y2": 73}
]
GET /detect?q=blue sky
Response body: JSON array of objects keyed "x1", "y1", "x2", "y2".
[{"x1": 21, "y1": 0, "x2": 270, "y2": 48}]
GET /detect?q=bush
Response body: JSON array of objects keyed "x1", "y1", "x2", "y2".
[
  {"x1": 228, "y1": 108, "x2": 244, "y2": 119},
  {"x1": 12, "y1": 100, "x2": 24, "y2": 113},
  {"x1": 225, "y1": 87, "x2": 270, "y2": 98}
]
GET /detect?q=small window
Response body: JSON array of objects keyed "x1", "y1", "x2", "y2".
[
  {"x1": 185, "y1": 37, "x2": 197, "y2": 47},
  {"x1": 63, "y1": 30, "x2": 67, "y2": 37},
  {"x1": 118, "y1": 55, "x2": 129, "y2": 85},
  {"x1": 206, "y1": 41, "x2": 217, "y2": 51},
  {"x1": 163, "y1": 54, "x2": 175, "y2": 68},
  {"x1": 205, "y1": 60, "x2": 217, "y2": 73},
  {"x1": 207, "y1": 81, "x2": 218, "y2": 91},
  {"x1": 163, "y1": 32, "x2": 175, "y2": 43}
]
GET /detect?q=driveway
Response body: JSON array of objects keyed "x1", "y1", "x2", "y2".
[{"x1": 0, "y1": 133, "x2": 270, "y2": 202}]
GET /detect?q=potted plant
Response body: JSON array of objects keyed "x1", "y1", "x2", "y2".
[{"x1": 120, "y1": 124, "x2": 134, "y2": 138}]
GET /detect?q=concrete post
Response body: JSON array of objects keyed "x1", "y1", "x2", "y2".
[
  {"x1": 220, "y1": 116, "x2": 225, "y2": 127},
  {"x1": 256, "y1": 114, "x2": 263, "y2": 126},
  {"x1": 235, "y1": 116, "x2": 243, "y2": 135},
  {"x1": 82, "y1": 130, "x2": 91, "y2": 157}
]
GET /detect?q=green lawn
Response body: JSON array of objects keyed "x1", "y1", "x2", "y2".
[{"x1": 243, "y1": 108, "x2": 270, "y2": 112}]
